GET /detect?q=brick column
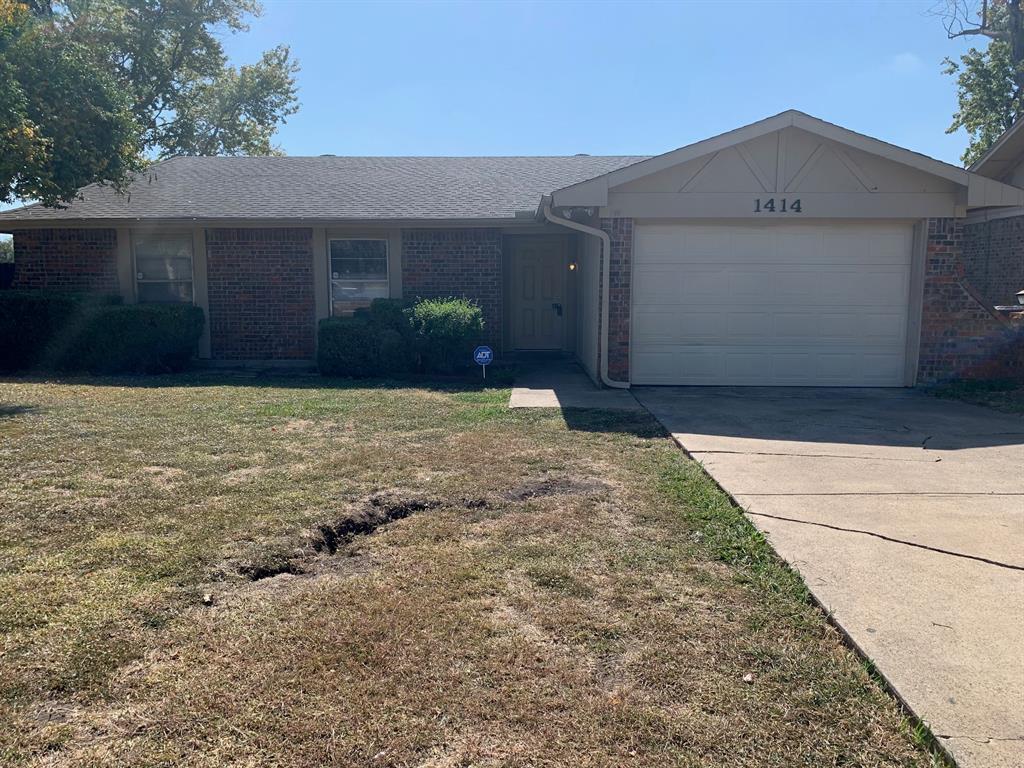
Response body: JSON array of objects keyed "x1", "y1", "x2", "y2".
[
  {"x1": 918, "y1": 218, "x2": 1023, "y2": 383},
  {"x1": 600, "y1": 218, "x2": 633, "y2": 384}
]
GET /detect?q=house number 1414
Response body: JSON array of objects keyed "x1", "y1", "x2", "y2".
[{"x1": 754, "y1": 198, "x2": 802, "y2": 213}]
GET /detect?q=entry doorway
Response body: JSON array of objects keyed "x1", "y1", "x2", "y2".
[{"x1": 507, "y1": 236, "x2": 571, "y2": 351}]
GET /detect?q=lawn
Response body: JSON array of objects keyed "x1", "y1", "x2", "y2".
[{"x1": 0, "y1": 375, "x2": 941, "y2": 767}]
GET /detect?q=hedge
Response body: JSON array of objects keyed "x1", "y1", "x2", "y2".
[
  {"x1": 317, "y1": 297, "x2": 484, "y2": 377},
  {"x1": 59, "y1": 304, "x2": 205, "y2": 374},
  {"x1": 0, "y1": 291, "x2": 204, "y2": 374}
]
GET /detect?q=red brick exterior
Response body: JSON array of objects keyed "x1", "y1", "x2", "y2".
[
  {"x1": 961, "y1": 215, "x2": 1024, "y2": 308},
  {"x1": 206, "y1": 228, "x2": 315, "y2": 360},
  {"x1": 401, "y1": 229, "x2": 502, "y2": 346},
  {"x1": 11, "y1": 228, "x2": 118, "y2": 293},
  {"x1": 917, "y1": 218, "x2": 1024, "y2": 383},
  {"x1": 598, "y1": 218, "x2": 633, "y2": 383}
]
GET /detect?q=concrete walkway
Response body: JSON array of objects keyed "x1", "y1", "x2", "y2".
[
  {"x1": 634, "y1": 387, "x2": 1024, "y2": 768},
  {"x1": 509, "y1": 361, "x2": 642, "y2": 410}
]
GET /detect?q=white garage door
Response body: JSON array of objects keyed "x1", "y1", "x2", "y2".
[{"x1": 632, "y1": 223, "x2": 913, "y2": 386}]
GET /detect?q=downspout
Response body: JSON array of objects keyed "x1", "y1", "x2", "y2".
[{"x1": 541, "y1": 197, "x2": 629, "y2": 389}]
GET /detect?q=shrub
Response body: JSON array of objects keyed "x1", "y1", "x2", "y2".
[
  {"x1": 59, "y1": 304, "x2": 205, "y2": 374},
  {"x1": 317, "y1": 318, "x2": 379, "y2": 377},
  {"x1": 318, "y1": 300, "x2": 417, "y2": 377},
  {"x1": 0, "y1": 292, "x2": 203, "y2": 374},
  {"x1": 409, "y1": 297, "x2": 484, "y2": 374},
  {"x1": 317, "y1": 297, "x2": 484, "y2": 378},
  {"x1": 0, "y1": 291, "x2": 119, "y2": 372}
]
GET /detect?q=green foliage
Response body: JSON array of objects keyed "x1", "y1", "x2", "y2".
[
  {"x1": 318, "y1": 298, "x2": 486, "y2": 378},
  {"x1": 317, "y1": 300, "x2": 419, "y2": 377},
  {"x1": 409, "y1": 297, "x2": 485, "y2": 375},
  {"x1": 2, "y1": 0, "x2": 299, "y2": 206},
  {"x1": 0, "y1": 0, "x2": 143, "y2": 206},
  {"x1": 0, "y1": 238, "x2": 12, "y2": 263},
  {"x1": 317, "y1": 318, "x2": 380, "y2": 378},
  {"x1": 59, "y1": 304, "x2": 205, "y2": 374},
  {"x1": 59, "y1": 0, "x2": 300, "y2": 160},
  {"x1": 0, "y1": 291, "x2": 120, "y2": 371},
  {"x1": 944, "y1": 40, "x2": 1023, "y2": 165},
  {"x1": 0, "y1": 292, "x2": 202, "y2": 373}
]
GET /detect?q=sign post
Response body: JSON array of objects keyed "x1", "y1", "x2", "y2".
[{"x1": 473, "y1": 345, "x2": 493, "y2": 379}]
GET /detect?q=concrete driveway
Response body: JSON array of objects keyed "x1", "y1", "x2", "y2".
[{"x1": 634, "y1": 387, "x2": 1024, "y2": 768}]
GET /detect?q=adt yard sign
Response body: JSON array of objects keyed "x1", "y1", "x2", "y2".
[{"x1": 474, "y1": 345, "x2": 493, "y2": 378}]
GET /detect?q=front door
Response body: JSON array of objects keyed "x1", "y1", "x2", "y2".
[{"x1": 511, "y1": 238, "x2": 566, "y2": 350}]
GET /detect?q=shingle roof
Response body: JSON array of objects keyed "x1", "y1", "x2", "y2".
[{"x1": 0, "y1": 155, "x2": 649, "y2": 225}]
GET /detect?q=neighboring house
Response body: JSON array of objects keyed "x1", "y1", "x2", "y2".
[
  {"x1": 1, "y1": 110, "x2": 1022, "y2": 386},
  {"x1": 965, "y1": 118, "x2": 1024, "y2": 308}
]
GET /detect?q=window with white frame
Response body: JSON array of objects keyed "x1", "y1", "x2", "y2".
[
  {"x1": 134, "y1": 232, "x2": 194, "y2": 303},
  {"x1": 330, "y1": 238, "x2": 389, "y2": 315}
]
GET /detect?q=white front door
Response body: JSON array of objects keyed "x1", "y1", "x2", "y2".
[
  {"x1": 631, "y1": 222, "x2": 914, "y2": 386},
  {"x1": 511, "y1": 239, "x2": 566, "y2": 350}
]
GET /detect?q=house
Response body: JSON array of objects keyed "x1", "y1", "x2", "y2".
[
  {"x1": 963, "y1": 118, "x2": 1024, "y2": 309},
  {"x1": 2, "y1": 110, "x2": 1022, "y2": 386}
]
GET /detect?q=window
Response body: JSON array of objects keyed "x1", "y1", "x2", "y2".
[
  {"x1": 134, "y1": 232, "x2": 194, "y2": 303},
  {"x1": 330, "y1": 238, "x2": 389, "y2": 315}
]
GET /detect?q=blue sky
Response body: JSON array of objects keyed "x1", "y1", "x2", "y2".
[
  {"x1": 223, "y1": 0, "x2": 982, "y2": 164},
  {"x1": 0, "y1": 0, "x2": 990, "y2": 223}
]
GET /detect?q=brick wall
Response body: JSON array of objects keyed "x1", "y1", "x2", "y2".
[
  {"x1": 600, "y1": 218, "x2": 633, "y2": 383},
  {"x1": 401, "y1": 229, "x2": 502, "y2": 346},
  {"x1": 11, "y1": 229, "x2": 118, "y2": 292},
  {"x1": 918, "y1": 218, "x2": 1024, "y2": 383},
  {"x1": 961, "y1": 215, "x2": 1024, "y2": 307},
  {"x1": 206, "y1": 228, "x2": 315, "y2": 360}
]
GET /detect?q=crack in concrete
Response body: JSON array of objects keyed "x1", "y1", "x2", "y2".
[
  {"x1": 936, "y1": 733, "x2": 1024, "y2": 743},
  {"x1": 695, "y1": 449, "x2": 940, "y2": 463},
  {"x1": 745, "y1": 511, "x2": 1024, "y2": 571}
]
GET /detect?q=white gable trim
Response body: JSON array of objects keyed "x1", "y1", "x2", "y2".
[{"x1": 551, "y1": 110, "x2": 1024, "y2": 210}]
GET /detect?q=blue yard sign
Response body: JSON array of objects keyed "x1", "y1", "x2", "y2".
[{"x1": 473, "y1": 345, "x2": 493, "y2": 378}]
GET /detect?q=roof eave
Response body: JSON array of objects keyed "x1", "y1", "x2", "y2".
[
  {"x1": 0, "y1": 214, "x2": 564, "y2": 233},
  {"x1": 969, "y1": 118, "x2": 1024, "y2": 178}
]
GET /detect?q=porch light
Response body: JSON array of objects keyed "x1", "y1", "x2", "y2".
[
  {"x1": 1017, "y1": 290, "x2": 1024, "y2": 305},
  {"x1": 568, "y1": 262, "x2": 577, "y2": 272}
]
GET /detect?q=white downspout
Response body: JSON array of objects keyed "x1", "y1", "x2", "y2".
[{"x1": 541, "y1": 198, "x2": 629, "y2": 389}]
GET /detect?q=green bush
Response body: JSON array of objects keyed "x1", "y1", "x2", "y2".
[
  {"x1": 409, "y1": 297, "x2": 484, "y2": 374},
  {"x1": 318, "y1": 297, "x2": 485, "y2": 378},
  {"x1": 0, "y1": 291, "x2": 119, "y2": 372},
  {"x1": 317, "y1": 318, "x2": 379, "y2": 377},
  {"x1": 59, "y1": 304, "x2": 205, "y2": 374},
  {"x1": 0, "y1": 291, "x2": 203, "y2": 374}
]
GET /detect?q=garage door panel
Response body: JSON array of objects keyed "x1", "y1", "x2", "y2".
[{"x1": 632, "y1": 223, "x2": 913, "y2": 386}]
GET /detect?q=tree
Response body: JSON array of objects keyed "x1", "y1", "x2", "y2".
[
  {"x1": 940, "y1": 0, "x2": 1024, "y2": 164},
  {"x1": 0, "y1": 238, "x2": 13, "y2": 263},
  {"x1": 1, "y1": 0, "x2": 143, "y2": 206},
  {"x1": 54, "y1": 0, "x2": 300, "y2": 159},
  {"x1": 1, "y1": 0, "x2": 299, "y2": 206}
]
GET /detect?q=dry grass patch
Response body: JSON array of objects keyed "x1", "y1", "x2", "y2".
[{"x1": 0, "y1": 374, "x2": 945, "y2": 766}]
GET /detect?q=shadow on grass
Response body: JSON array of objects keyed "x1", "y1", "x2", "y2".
[
  {"x1": 0, "y1": 403, "x2": 40, "y2": 419},
  {"x1": 0, "y1": 365, "x2": 520, "y2": 395},
  {"x1": 559, "y1": 406, "x2": 667, "y2": 437}
]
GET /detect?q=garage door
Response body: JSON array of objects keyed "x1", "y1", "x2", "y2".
[{"x1": 631, "y1": 223, "x2": 913, "y2": 386}]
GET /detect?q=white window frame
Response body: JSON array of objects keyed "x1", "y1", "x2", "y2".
[
  {"x1": 132, "y1": 230, "x2": 196, "y2": 304},
  {"x1": 328, "y1": 237, "x2": 390, "y2": 316}
]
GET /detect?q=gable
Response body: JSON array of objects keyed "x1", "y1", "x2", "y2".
[
  {"x1": 613, "y1": 127, "x2": 960, "y2": 196},
  {"x1": 551, "y1": 111, "x2": 1024, "y2": 218}
]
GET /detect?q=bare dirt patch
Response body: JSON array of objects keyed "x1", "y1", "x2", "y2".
[
  {"x1": 505, "y1": 476, "x2": 609, "y2": 501},
  {"x1": 222, "y1": 466, "x2": 266, "y2": 486},
  {"x1": 142, "y1": 465, "x2": 185, "y2": 487}
]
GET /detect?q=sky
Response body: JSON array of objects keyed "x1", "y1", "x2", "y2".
[
  {"x1": 220, "y1": 0, "x2": 983, "y2": 164},
  {"x1": 0, "y1": 0, "x2": 991, "y2": 224}
]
